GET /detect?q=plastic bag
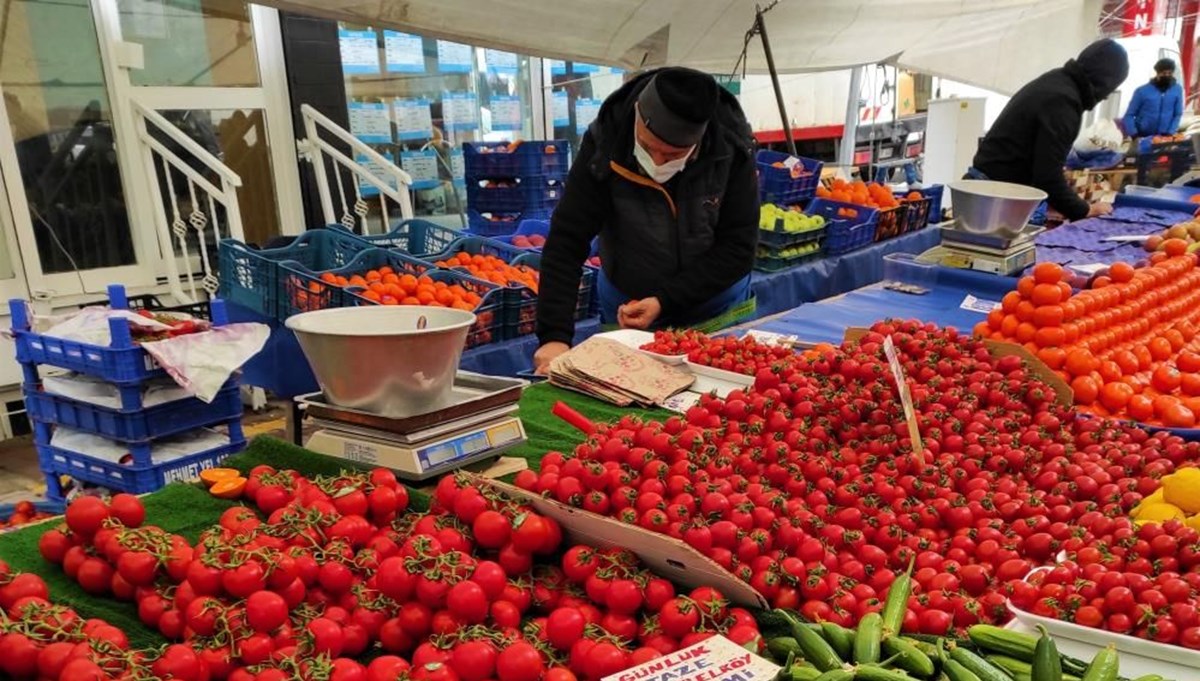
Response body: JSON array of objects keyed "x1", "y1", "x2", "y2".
[{"x1": 1074, "y1": 119, "x2": 1124, "y2": 153}]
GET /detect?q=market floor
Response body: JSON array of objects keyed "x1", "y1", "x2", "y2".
[{"x1": 0, "y1": 400, "x2": 293, "y2": 505}]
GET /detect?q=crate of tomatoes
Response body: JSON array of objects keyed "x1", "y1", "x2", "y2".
[{"x1": 280, "y1": 248, "x2": 504, "y2": 347}]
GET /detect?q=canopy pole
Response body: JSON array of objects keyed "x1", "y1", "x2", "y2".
[
  {"x1": 754, "y1": 3, "x2": 796, "y2": 157},
  {"x1": 838, "y1": 65, "x2": 866, "y2": 173}
]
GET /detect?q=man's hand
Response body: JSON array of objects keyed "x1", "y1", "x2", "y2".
[
  {"x1": 1087, "y1": 202, "x2": 1113, "y2": 218},
  {"x1": 533, "y1": 342, "x2": 569, "y2": 375},
  {"x1": 618, "y1": 297, "x2": 662, "y2": 330}
]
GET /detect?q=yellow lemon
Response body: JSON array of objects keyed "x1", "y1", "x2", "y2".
[
  {"x1": 1132, "y1": 487, "x2": 1166, "y2": 516},
  {"x1": 1186, "y1": 515, "x2": 1200, "y2": 532},
  {"x1": 1135, "y1": 501, "x2": 1186, "y2": 523},
  {"x1": 1163, "y1": 467, "x2": 1200, "y2": 514}
]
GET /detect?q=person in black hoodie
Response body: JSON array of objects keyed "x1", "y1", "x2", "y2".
[
  {"x1": 533, "y1": 67, "x2": 759, "y2": 373},
  {"x1": 969, "y1": 39, "x2": 1129, "y2": 221}
]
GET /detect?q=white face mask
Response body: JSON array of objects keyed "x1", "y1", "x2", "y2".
[{"x1": 634, "y1": 138, "x2": 693, "y2": 184}]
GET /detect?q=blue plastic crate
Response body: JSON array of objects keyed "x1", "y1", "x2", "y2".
[
  {"x1": 9, "y1": 285, "x2": 229, "y2": 385},
  {"x1": 24, "y1": 383, "x2": 242, "y2": 442},
  {"x1": 505, "y1": 252, "x2": 597, "y2": 339},
  {"x1": 278, "y1": 248, "x2": 436, "y2": 319},
  {"x1": 428, "y1": 236, "x2": 529, "y2": 268},
  {"x1": 463, "y1": 140, "x2": 569, "y2": 179},
  {"x1": 218, "y1": 229, "x2": 372, "y2": 318},
  {"x1": 467, "y1": 209, "x2": 553, "y2": 237},
  {"x1": 331, "y1": 219, "x2": 462, "y2": 257},
  {"x1": 808, "y1": 198, "x2": 879, "y2": 255},
  {"x1": 39, "y1": 434, "x2": 247, "y2": 497},
  {"x1": 894, "y1": 185, "x2": 943, "y2": 228},
  {"x1": 466, "y1": 176, "x2": 565, "y2": 213},
  {"x1": 493, "y1": 219, "x2": 550, "y2": 250},
  {"x1": 757, "y1": 150, "x2": 823, "y2": 205},
  {"x1": 281, "y1": 248, "x2": 505, "y2": 348},
  {"x1": 755, "y1": 250, "x2": 824, "y2": 272}
]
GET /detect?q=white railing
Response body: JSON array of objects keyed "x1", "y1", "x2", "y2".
[
  {"x1": 132, "y1": 101, "x2": 244, "y2": 304},
  {"x1": 298, "y1": 104, "x2": 414, "y2": 235}
]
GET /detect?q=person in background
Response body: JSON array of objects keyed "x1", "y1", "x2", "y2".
[
  {"x1": 532, "y1": 67, "x2": 759, "y2": 374},
  {"x1": 968, "y1": 39, "x2": 1129, "y2": 221},
  {"x1": 1122, "y1": 58, "x2": 1185, "y2": 139}
]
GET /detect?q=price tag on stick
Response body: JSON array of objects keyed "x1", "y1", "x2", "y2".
[{"x1": 883, "y1": 336, "x2": 925, "y2": 459}]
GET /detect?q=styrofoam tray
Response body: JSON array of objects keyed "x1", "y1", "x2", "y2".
[
  {"x1": 1009, "y1": 567, "x2": 1200, "y2": 672},
  {"x1": 686, "y1": 361, "x2": 754, "y2": 398},
  {"x1": 593, "y1": 329, "x2": 687, "y2": 365}
]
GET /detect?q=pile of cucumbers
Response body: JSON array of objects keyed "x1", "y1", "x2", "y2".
[{"x1": 765, "y1": 563, "x2": 1174, "y2": 681}]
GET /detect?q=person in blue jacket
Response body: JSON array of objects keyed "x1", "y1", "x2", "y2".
[{"x1": 1122, "y1": 58, "x2": 1184, "y2": 137}]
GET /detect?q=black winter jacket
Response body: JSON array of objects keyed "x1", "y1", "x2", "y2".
[
  {"x1": 535, "y1": 70, "x2": 759, "y2": 347},
  {"x1": 972, "y1": 50, "x2": 1126, "y2": 221}
]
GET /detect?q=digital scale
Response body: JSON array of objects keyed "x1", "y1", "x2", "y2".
[
  {"x1": 294, "y1": 373, "x2": 528, "y2": 481},
  {"x1": 920, "y1": 224, "x2": 1043, "y2": 276}
]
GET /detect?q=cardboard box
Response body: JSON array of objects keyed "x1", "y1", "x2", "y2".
[{"x1": 470, "y1": 474, "x2": 769, "y2": 609}]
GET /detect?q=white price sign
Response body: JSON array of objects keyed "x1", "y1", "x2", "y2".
[{"x1": 602, "y1": 635, "x2": 779, "y2": 681}]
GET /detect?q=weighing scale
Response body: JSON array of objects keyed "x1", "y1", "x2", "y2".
[
  {"x1": 920, "y1": 224, "x2": 1043, "y2": 275},
  {"x1": 294, "y1": 373, "x2": 528, "y2": 481}
]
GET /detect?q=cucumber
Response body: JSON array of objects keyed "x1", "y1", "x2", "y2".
[
  {"x1": 949, "y1": 645, "x2": 1017, "y2": 681},
  {"x1": 881, "y1": 636, "x2": 936, "y2": 678},
  {"x1": 854, "y1": 665, "x2": 922, "y2": 681},
  {"x1": 779, "y1": 610, "x2": 844, "y2": 673},
  {"x1": 1080, "y1": 645, "x2": 1118, "y2": 681},
  {"x1": 769, "y1": 637, "x2": 803, "y2": 662},
  {"x1": 854, "y1": 613, "x2": 883, "y2": 664},
  {"x1": 942, "y1": 660, "x2": 982, "y2": 681},
  {"x1": 966, "y1": 625, "x2": 1037, "y2": 661},
  {"x1": 1032, "y1": 625, "x2": 1062, "y2": 681},
  {"x1": 822, "y1": 622, "x2": 856, "y2": 661},
  {"x1": 813, "y1": 671, "x2": 854, "y2": 681},
  {"x1": 789, "y1": 667, "x2": 824, "y2": 681},
  {"x1": 985, "y1": 654, "x2": 1031, "y2": 676},
  {"x1": 882, "y1": 558, "x2": 915, "y2": 635}
]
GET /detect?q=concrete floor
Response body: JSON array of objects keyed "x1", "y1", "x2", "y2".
[{"x1": 0, "y1": 401, "x2": 293, "y2": 507}]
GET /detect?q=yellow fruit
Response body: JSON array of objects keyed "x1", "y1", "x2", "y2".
[
  {"x1": 1135, "y1": 501, "x2": 1186, "y2": 523},
  {"x1": 1163, "y1": 467, "x2": 1200, "y2": 514},
  {"x1": 1187, "y1": 515, "x2": 1200, "y2": 532},
  {"x1": 1132, "y1": 487, "x2": 1165, "y2": 516}
]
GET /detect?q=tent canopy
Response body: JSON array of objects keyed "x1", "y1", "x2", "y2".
[{"x1": 263, "y1": 0, "x2": 1104, "y2": 95}]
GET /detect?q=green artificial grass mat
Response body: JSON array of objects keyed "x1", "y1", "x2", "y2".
[{"x1": 0, "y1": 383, "x2": 659, "y2": 649}]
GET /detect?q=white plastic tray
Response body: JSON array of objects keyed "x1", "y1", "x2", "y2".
[
  {"x1": 1008, "y1": 567, "x2": 1200, "y2": 673},
  {"x1": 686, "y1": 361, "x2": 754, "y2": 397}
]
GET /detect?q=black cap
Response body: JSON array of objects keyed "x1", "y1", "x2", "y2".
[
  {"x1": 636, "y1": 68, "x2": 718, "y2": 148},
  {"x1": 1155, "y1": 57, "x2": 1177, "y2": 72}
]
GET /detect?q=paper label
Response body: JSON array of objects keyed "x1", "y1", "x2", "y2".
[
  {"x1": 400, "y1": 150, "x2": 440, "y2": 190},
  {"x1": 601, "y1": 635, "x2": 779, "y2": 681},
  {"x1": 348, "y1": 102, "x2": 391, "y2": 143},
  {"x1": 357, "y1": 152, "x2": 398, "y2": 198},
  {"x1": 552, "y1": 91, "x2": 570, "y2": 128},
  {"x1": 491, "y1": 95, "x2": 522, "y2": 131},
  {"x1": 339, "y1": 29, "x2": 380, "y2": 75},
  {"x1": 437, "y1": 40, "x2": 473, "y2": 72},
  {"x1": 443, "y1": 91, "x2": 479, "y2": 131},
  {"x1": 883, "y1": 336, "x2": 924, "y2": 455},
  {"x1": 1069, "y1": 263, "x2": 1108, "y2": 275},
  {"x1": 782, "y1": 156, "x2": 800, "y2": 169},
  {"x1": 576, "y1": 98, "x2": 601, "y2": 134},
  {"x1": 960, "y1": 294, "x2": 1000, "y2": 313},
  {"x1": 743, "y1": 330, "x2": 797, "y2": 347},
  {"x1": 450, "y1": 150, "x2": 465, "y2": 182},
  {"x1": 485, "y1": 49, "x2": 519, "y2": 75},
  {"x1": 661, "y1": 392, "x2": 702, "y2": 414},
  {"x1": 393, "y1": 98, "x2": 433, "y2": 140},
  {"x1": 383, "y1": 31, "x2": 425, "y2": 73}
]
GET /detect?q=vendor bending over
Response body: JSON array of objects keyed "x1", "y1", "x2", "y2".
[
  {"x1": 533, "y1": 67, "x2": 759, "y2": 374},
  {"x1": 967, "y1": 39, "x2": 1129, "y2": 221}
]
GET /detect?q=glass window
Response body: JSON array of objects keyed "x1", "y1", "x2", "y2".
[
  {"x1": 1, "y1": 0, "x2": 137, "y2": 274},
  {"x1": 337, "y1": 24, "x2": 536, "y2": 218},
  {"x1": 546, "y1": 61, "x2": 626, "y2": 155},
  {"x1": 118, "y1": 0, "x2": 260, "y2": 87}
]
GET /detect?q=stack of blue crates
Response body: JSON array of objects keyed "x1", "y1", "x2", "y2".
[
  {"x1": 463, "y1": 141, "x2": 569, "y2": 237},
  {"x1": 12, "y1": 285, "x2": 246, "y2": 499}
]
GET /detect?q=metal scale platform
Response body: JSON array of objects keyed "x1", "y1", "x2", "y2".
[
  {"x1": 294, "y1": 373, "x2": 528, "y2": 481},
  {"x1": 920, "y1": 224, "x2": 1043, "y2": 276}
]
